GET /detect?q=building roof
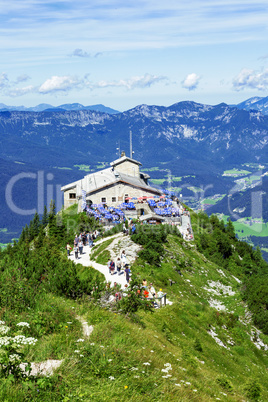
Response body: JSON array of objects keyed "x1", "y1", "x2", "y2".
[
  {"x1": 139, "y1": 213, "x2": 165, "y2": 222},
  {"x1": 61, "y1": 166, "x2": 162, "y2": 196},
  {"x1": 110, "y1": 155, "x2": 142, "y2": 167}
]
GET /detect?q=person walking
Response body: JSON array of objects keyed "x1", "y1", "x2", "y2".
[
  {"x1": 124, "y1": 264, "x2": 131, "y2": 284},
  {"x1": 74, "y1": 244, "x2": 79, "y2": 259},
  {"x1": 107, "y1": 259, "x2": 111, "y2": 274},
  {"x1": 110, "y1": 259, "x2": 115, "y2": 275},
  {"x1": 116, "y1": 257, "x2": 122, "y2": 275},
  {"x1": 121, "y1": 250, "x2": 127, "y2": 268},
  {"x1": 66, "y1": 243, "x2": 72, "y2": 256},
  {"x1": 78, "y1": 239, "x2": 83, "y2": 255}
]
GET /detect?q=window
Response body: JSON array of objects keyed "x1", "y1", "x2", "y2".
[
  {"x1": 101, "y1": 197, "x2": 106, "y2": 203},
  {"x1": 112, "y1": 197, "x2": 116, "y2": 202},
  {"x1": 69, "y1": 193, "x2": 76, "y2": 199}
]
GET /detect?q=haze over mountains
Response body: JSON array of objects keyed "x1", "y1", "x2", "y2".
[
  {"x1": 0, "y1": 103, "x2": 120, "y2": 114},
  {"x1": 0, "y1": 97, "x2": 267, "y2": 247},
  {"x1": 2, "y1": 95, "x2": 268, "y2": 115}
]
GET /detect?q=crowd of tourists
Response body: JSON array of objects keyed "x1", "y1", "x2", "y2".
[
  {"x1": 107, "y1": 250, "x2": 131, "y2": 283},
  {"x1": 66, "y1": 230, "x2": 100, "y2": 259}
]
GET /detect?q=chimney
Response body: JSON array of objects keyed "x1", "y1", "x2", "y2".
[{"x1": 121, "y1": 151, "x2": 126, "y2": 157}]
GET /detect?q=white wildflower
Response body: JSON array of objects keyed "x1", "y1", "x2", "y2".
[
  {"x1": 67, "y1": 322, "x2": 72, "y2": 324},
  {"x1": 0, "y1": 325, "x2": 10, "y2": 335},
  {"x1": 185, "y1": 382, "x2": 191, "y2": 385},
  {"x1": 76, "y1": 339, "x2": 84, "y2": 342},
  {"x1": 0, "y1": 321, "x2": 5, "y2": 324},
  {"x1": 16, "y1": 322, "x2": 30, "y2": 328},
  {"x1": 134, "y1": 375, "x2": 140, "y2": 378},
  {"x1": 108, "y1": 359, "x2": 113, "y2": 362},
  {"x1": 12, "y1": 335, "x2": 37, "y2": 345},
  {"x1": 90, "y1": 342, "x2": 95, "y2": 346},
  {"x1": 100, "y1": 345, "x2": 104, "y2": 348},
  {"x1": 130, "y1": 367, "x2": 138, "y2": 371},
  {"x1": 0, "y1": 337, "x2": 10, "y2": 346},
  {"x1": 74, "y1": 350, "x2": 80, "y2": 353},
  {"x1": 143, "y1": 362, "x2": 150, "y2": 366},
  {"x1": 109, "y1": 376, "x2": 115, "y2": 380},
  {"x1": 150, "y1": 350, "x2": 154, "y2": 353},
  {"x1": 9, "y1": 354, "x2": 21, "y2": 363},
  {"x1": 175, "y1": 383, "x2": 181, "y2": 386},
  {"x1": 80, "y1": 354, "x2": 84, "y2": 357}
]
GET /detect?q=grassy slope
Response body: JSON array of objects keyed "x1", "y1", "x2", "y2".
[{"x1": 1, "y1": 217, "x2": 267, "y2": 400}]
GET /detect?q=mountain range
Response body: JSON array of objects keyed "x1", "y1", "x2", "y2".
[
  {"x1": 2, "y1": 95, "x2": 268, "y2": 115},
  {"x1": 235, "y1": 96, "x2": 268, "y2": 115},
  {"x1": 0, "y1": 102, "x2": 120, "y2": 114},
  {"x1": 0, "y1": 99, "x2": 267, "y2": 244}
]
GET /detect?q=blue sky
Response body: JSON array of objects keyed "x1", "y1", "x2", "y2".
[{"x1": 1, "y1": 0, "x2": 268, "y2": 111}]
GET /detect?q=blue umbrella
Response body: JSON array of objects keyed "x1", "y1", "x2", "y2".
[
  {"x1": 165, "y1": 199, "x2": 172, "y2": 206},
  {"x1": 158, "y1": 202, "x2": 165, "y2": 207}
]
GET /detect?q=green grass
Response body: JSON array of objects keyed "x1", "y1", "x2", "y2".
[
  {"x1": 53, "y1": 166, "x2": 73, "y2": 170},
  {"x1": 4, "y1": 232, "x2": 266, "y2": 401},
  {"x1": 187, "y1": 186, "x2": 202, "y2": 193},
  {"x1": 90, "y1": 238, "x2": 114, "y2": 261},
  {"x1": 201, "y1": 199, "x2": 217, "y2": 205},
  {"x1": 0, "y1": 219, "x2": 267, "y2": 400},
  {"x1": 140, "y1": 167, "x2": 160, "y2": 172},
  {"x1": 150, "y1": 179, "x2": 166, "y2": 185},
  {"x1": 223, "y1": 169, "x2": 252, "y2": 176},
  {"x1": 74, "y1": 164, "x2": 92, "y2": 172}
]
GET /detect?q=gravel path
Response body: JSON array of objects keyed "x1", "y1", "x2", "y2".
[{"x1": 68, "y1": 233, "x2": 129, "y2": 288}]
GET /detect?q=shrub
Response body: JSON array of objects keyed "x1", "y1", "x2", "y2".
[
  {"x1": 194, "y1": 338, "x2": 203, "y2": 352},
  {"x1": 244, "y1": 380, "x2": 262, "y2": 400},
  {"x1": 216, "y1": 375, "x2": 233, "y2": 392}
]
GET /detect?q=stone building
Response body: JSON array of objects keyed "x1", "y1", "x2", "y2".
[{"x1": 61, "y1": 153, "x2": 162, "y2": 210}]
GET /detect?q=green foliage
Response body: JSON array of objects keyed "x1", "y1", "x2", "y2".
[
  {"x1": 0, "y1": 203, "x2": 268, "y2": 400},
  {"x1": 131, "y1": 224, "x2": 181, "y2": 266},
  {"x1": 96, "y1": 250, "x2": 111, "y2": 265},
  {"x1": 194, "y1": 211, "x2": 268, "y2": 334},
  {"x1": 216, "y1": 375, "x2": 233, "y2": 392},
  {"x1": 116, "y1": 276, "x2": 154, "y2": 315},
  {"x1": 244, "y1": 379, "x2": 262, "y2": 400},
  {"x1": 193, "y1": 338, "x2": 203, "y2": 352},
  {"x1": 90, "y1": 238, "x2": 114, "y2": 261}
]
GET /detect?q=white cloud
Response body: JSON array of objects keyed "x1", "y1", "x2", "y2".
[
  {"x1": 8, "y1": 85, "x2": 35, "y2": 97},
  {"x1": 71, "y1": 48, "x2": 91, "y2": 58},
  {"x1": 16, "y1": 74, "x2": 31, "y2": 83},
  {"x1": 232, "y1": 68, "x2": 268, "y2": 91},
  {"x1": 93, "y1": 73, "x2": 167, "y2": 90},
  {"x1": 0, "y1": 73, "x2": 9, "y2": 90},
  {"x1": 39, "y1": 75, "x2": 84, "y2": 94},
  {"x1": 181, "y1": 73, "x2": 201, "y2": 91}
]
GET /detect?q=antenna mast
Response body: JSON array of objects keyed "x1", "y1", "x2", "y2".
[
  {"x1": 130, "y1": 130, "x2": 133, "y2": 158},
  {"x1": 116, "y1": 140, "x2": 120, "y2": 158}
]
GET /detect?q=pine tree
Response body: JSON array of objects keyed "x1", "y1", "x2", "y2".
[
  {"x1": 226, "y1": 218, "x2": 236, "y2": 240},
  {"x1": 32, "y1": 212, "x2": 40, "y2": 237},
  {"x1": 42, "y1": 205, "x2": 48, "y2": 226}
]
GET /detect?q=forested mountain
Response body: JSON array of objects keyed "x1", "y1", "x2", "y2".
[{"x1": 0, "y1": 205, "x2": 267, "y2": 400}]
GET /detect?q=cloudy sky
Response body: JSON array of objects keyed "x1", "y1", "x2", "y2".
[{"x1": 1, "y1": 0, "x2": 268, "y2": 111}]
